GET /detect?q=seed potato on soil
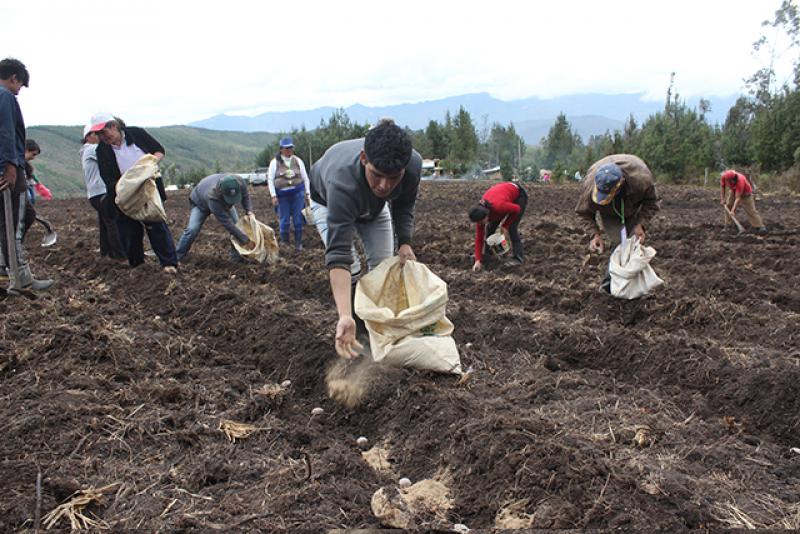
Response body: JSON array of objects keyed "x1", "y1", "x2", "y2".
[{"x1": 1, "y1": 181, "x2": 799, "y2": 530}]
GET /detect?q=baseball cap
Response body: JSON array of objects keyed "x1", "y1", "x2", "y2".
[
  {"x1": 219, "y1": 175, "x2": 242, "y2": 205},
  {"x1": 82, "y1": 124, "x2": 92, "y2": 140},
  {"x1": 279, "y1": 136, "x2": 294, "y2": 148},
  {"x1": 88, "y1": 112, "x2": 114, "y2": 132},
  {"x1": 592, "y1": 163, "x2": 624, "y2": 205}
]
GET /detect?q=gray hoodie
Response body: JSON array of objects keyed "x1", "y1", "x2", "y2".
[
  {"x1": 189, "y1": 174, "x2": 253, "y2": 244},
  {"x1": 310, "y1": 138, "x2": 422, "y2": 269}
]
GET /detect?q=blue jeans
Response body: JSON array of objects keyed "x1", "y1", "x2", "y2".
[
  {"x1": 175, "y1": 205, "x2": 239, "y2": 261},
  {"x1": 277, "y1": 187, "x2": 305, "y2": 244},
  {"x1": 310, "y1": 200, "x2": 394, "y2": 279}
]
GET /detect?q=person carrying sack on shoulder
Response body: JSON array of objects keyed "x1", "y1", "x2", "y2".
[
  {"x1": 719, "y1": 169, "x2": 767, "y2": 234},
  {"x1": 468, "y1": 181, "x2": 528, "y2": 272},
  {"x1": 268, "y1": 137, "x2": 311, "y2": 251},
  {"x1": 575, "y1": 154, "x2": 660, "y2": 293}
]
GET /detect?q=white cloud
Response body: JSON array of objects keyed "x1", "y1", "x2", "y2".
[{"x1": 6, "y1": 0, "x2": 794, "y2": 126}]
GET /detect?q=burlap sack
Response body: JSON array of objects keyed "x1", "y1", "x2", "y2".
[
  {"x1": 230, "y1": 214, "x2": 279, "y2": 264},
  {"x1": 355, "y1": 257, "x2": 462, "y2": 374},
  {"x1": 115, "y1": 154, "x2": 167, "y2": 222}
]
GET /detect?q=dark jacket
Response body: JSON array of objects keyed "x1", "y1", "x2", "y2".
[
  {"x1": 575, "y1": 154, "x2": 660, "y2": 235},
  {"x1": 96, "y1": 126, "x2": 166, "y2": 217},
  {"x1": 0, "y1": 86, "x2": 26, "y2": 180}
]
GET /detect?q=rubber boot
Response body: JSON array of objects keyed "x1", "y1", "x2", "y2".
[
  {"x1": 294, "y1": 229, "x2": 303, "y2": 251},
  {"x1": 18, "y1": 263, "x2": 54, "y2": 291},
  {"x1": 14, "y1": 237, "x2": 54, "y2": 291}
]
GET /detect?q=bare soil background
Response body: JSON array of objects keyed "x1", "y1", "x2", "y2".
[{"x1": 1, "y1": 181, "x2": 799, "y2": 530}]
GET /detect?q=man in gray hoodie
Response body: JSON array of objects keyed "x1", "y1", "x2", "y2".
[
  {"x1": 309, "y1": 119, "x2": 422, "y2": 359},
  {"x1": 175, "y1": 174, "x2": 255, "y2": 262}
]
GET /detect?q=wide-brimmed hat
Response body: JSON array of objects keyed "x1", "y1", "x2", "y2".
[
  {"x1": 592, "y1": 163, "x2": 624, "y2": 205},
  {"x1": 279, "y1": 136, "x2": 294, "y2": 148}
]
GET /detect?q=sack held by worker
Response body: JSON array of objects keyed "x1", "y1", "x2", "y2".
[
  {"x1": 355, "y1": 257, "x2": 462, "y2": 374},
  {"x1": 230, "y1": 214, "x2": 279, "y2": 264},
  {"x1": 115, "y1": 154, "x2": 167, "y2": 222},
  {"x1": 608, "y1": 236, "x2": 663, "y2": 299}
]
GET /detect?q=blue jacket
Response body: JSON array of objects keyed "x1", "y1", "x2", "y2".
[{"x1": 0, "y1": 86, "x2": 26, "y2": 170}]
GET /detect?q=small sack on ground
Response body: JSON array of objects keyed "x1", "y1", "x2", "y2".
[
  {"x1": 231, "y1": 214, "x2": 279, "y2": 264},
  {"x1": 115, "y1": 154, "x2": 167, "y2": 222},
  {"x1": 355, "y1": 257, "x2": 462, "y2": 374},
  {"x1": 609, "y1": 237, "x2": 664, "y2": 299}
]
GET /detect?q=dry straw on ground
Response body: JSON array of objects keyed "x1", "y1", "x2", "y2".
[
  {"x1": 219, "y1": 419, "x2": 259, "y2": 442},
  {"x1": 42, "y1": 483, "x2": 118, "y2": 530}
]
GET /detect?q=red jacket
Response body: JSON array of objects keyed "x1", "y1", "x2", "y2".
[
  {"x1": 721, "y1": 170, "x2": 752, "y2": 196},
  {"x1": 474, "y1": 182, "x2": 522, "y2": 262}
]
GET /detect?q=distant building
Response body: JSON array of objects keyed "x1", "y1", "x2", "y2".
[{"x1": 422, "y1": 158, "x2": 443, "y2": 177}]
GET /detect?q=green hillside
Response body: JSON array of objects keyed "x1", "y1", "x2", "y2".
[{"x1": 27, "y1": 125, "x2": 277, "y2": 197}]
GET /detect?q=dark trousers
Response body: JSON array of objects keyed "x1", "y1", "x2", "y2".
[
  {"x1": 485, "y1": 184, "x2": 527, "y2": 262},
  {"x1": 116, "y1": 213, "x2": 178, "y2": 268},
  {"x1": 89, "y1": 195, "x2": 126, "y2": 260},
  {"x1": 19, "y1": 196, "x2": 54, "y2": 243}
]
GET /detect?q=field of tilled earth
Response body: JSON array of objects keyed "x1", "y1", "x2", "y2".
[{"x1": 1, "y1": 180, "x2": 799, "y2": 530}]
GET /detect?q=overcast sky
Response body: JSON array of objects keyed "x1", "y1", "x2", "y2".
[{"x1": 5, "y1": 0, "x2": 795, "y2": 127}]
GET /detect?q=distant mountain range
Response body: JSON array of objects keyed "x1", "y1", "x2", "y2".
[{"x1": 190, "y1": 92, "x2": 739, "y2": 144}]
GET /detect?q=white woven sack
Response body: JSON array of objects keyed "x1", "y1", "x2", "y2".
[{"x1": 609, "y1": 237, "x2": 664, "y2": 299}]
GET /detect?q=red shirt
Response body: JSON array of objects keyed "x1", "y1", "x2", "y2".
[
  {"x1": 474, "y1": 182, "x2": 522, "y2": 262},
  {"x1": 721, "y1": 171, "x2": 752, "y2": 196}
]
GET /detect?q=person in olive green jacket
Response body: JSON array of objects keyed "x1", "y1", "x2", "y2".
[{"x1": 575, "y1": 154, "x2": 660, "y2": 291}]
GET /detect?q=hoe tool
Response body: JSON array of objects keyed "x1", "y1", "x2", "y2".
[
  {"x1": 2, "y1": 189, "x2": 35, "y2": 299},
  {"x1": 723, "y1": 205, "x2": 745, "y2": 235}
]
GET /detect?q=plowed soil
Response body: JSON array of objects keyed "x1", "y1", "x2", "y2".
[{"x1": 2, "y1": 181, "x2": 799, "y2": 530}]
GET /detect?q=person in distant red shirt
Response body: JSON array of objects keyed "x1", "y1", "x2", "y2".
[
  {"x1": 468, "y1": 181, "x2": 528, "y2": 271},
  {"x1": 720, "y1": 170, "x2": 766, "y2": 233}
]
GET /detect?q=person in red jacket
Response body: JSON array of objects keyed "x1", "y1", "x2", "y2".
[
  {"x1": 720, "y1": 170, "x2": 767, "y2": 233},
  {"x1": 468, "y1": 181, "x2": 527, "y2": 271}
]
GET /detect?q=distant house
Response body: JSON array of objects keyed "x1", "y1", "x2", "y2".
[{"x1": 422, "y1": 158, "x2": 443, "y2": 177}]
